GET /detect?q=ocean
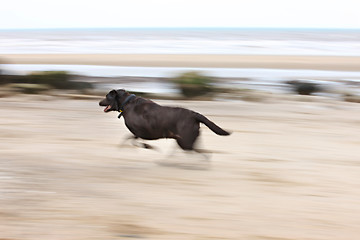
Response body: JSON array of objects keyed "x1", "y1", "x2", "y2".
[{"x1": 1, "y1": 28, "x2": 360, "y2": 55}]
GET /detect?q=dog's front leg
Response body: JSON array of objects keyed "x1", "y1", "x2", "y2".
[
  {"x1": 119, "y1": 135, "x2": 138, "y2": 148},
  {"x1": 119, "y1": 135, "x2": 158, "y2": 151}
]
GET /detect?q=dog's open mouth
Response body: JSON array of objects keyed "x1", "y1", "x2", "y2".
[{"x1": 104, "y1": 105, "x2": 111, "y2": 112}]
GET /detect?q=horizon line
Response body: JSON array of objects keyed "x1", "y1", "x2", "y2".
[{"x1": 1, "y1": 26, "x2": 360, "y2": 31}]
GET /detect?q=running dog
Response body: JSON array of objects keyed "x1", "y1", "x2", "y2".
[{"x1": 99, "y1": 89, "x2": 230, "y2": 152}]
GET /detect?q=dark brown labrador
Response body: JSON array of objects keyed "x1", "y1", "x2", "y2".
[{"x1": 99, "y1": 89, "x2": 230, "y2": 151}]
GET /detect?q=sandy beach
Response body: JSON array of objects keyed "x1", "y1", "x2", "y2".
[
  {"x1": 2, "y1": 54, "x2": 360, "y2": 71},
  {"x1": 1, "y1": 94, "x2": 360, "y2": 240}
]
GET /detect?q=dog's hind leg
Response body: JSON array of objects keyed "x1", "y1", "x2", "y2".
[
  {"x1": 193, "y1": 148, "x2": 212, "y2": 161},
  {"x1": 176, "y1": 122, "x2": 201, "y2": 149},
  {"x1": 176, "y1": 135, "x2": 212, "y2": 161},
  {"x1": 175, "y1": 129, "x2": 211, "y2": 161},
  {"x1": 157, "y1": 141, "x2": 210, "y2": 170}
]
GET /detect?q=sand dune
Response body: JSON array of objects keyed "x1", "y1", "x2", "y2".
[{"x1": 2, "y1": 53, "x2": 360, "y2": 71}]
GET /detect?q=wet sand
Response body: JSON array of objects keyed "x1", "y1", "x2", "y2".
[
  {"x1": 1, "y1": 94, "x2": 360, "y2": 239},
  {"x1": 2, "y1": 54, "x2": 360, "y2": 71}
]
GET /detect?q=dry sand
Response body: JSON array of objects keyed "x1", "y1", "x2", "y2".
[
  {"x1": 1, "y1": 94, "x2": 360, "y2": 240},
  {"x1": 2, "y1": 54, "x2": 360, "y2": 71}
]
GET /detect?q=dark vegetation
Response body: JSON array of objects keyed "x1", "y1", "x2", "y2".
[
  {"x1": 286, "y1": 80, "x2": 321, "y2": 95},
  {"x1": 0, "y1": 71, "x2": 92, "y2": 94},
  {"x1": 173, "y1": 71, "x2": 214, "y2": 97}
]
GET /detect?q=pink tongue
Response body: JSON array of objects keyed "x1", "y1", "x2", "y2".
[{"x1": 104, "y1": 105, "x2": 111, "y2": 112}]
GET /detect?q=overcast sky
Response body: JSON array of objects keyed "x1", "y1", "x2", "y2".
[{"x1": 1, "y1": 0, "x2": 359, "y2": 29}]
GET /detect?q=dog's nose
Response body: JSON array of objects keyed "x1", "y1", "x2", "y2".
[{"x1": 99, "y1": 99, "x2": 106, "y2": 106}]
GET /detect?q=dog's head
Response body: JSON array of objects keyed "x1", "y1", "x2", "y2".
[{"x1": 99, "y1": 89, "x2": 128, "y2": 112}]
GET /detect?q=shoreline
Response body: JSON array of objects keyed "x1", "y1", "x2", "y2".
[{"x1": 1, "y1": 54, "x2": 360, "y2": 71}]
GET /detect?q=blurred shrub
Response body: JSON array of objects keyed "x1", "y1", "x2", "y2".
[
  {"x1": 0, "y1": 71, "x2": 92, "y2": 90},
  {"x1": 286, "y1": 80, "x2": 320, "y2": 95},
  {"x1": 26, "y1": 71, "x2": 70, "y2": 89},
  {"x1": 8, "y1": 83, "x2": 50, "y2": 94},
  {"x1": 344, "y1": 94, "x2": 360, "y2": 103},
  {"x1": 26, "y1": 71, "x2": 93, "y2": 90},
  {"x1": 173, "y1": 71, "x2": 213, "y2": 97}
]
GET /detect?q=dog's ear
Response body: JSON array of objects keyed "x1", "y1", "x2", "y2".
[
  {"x1": 115, "y1": 89, "x2": 128, "y2": 98},
  {"x1": 108, "y1": 90, "x2": 118, "y2": 98},
  {"x1": 116, "y1": 89, "x2": 126, "y2": 94}
]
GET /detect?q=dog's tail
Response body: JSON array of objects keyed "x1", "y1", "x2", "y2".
[{"x1": 194, "y1": 112, "x2": 231, "y2": 136}]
